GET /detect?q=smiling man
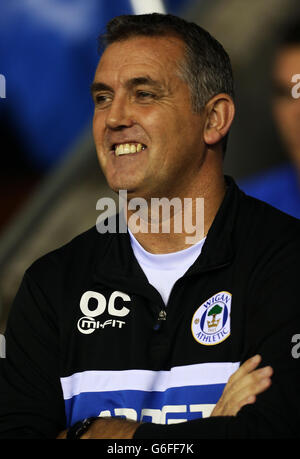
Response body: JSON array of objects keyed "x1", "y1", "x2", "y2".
[
  {"x1": 91, "y1": 22, "x2": 234, "y2": 252},
  {"x1": 0, "y1": 13, "x2": 299, "y2": 440},
  {"x1": 92, "y1": 35, "x2": 219, "y2": 201}
]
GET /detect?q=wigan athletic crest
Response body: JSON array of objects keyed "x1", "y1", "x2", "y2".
[{"x1": 191, "y1": 291, "x2": 232, "y2": 345}]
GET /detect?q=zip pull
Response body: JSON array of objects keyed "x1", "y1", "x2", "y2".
[
  {"x1": 158, "y1": 309, "x2": 167, "y2": 321},
  {"x1": 153, "y1": 309, "x2": 167, "y2": 331}
]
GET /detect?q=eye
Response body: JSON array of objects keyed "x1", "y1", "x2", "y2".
[
  {"x1": 136, "y1": 90, "x2": 155, "y2": 100},
  {"x1": 94, "y1": 93, "x2": 112, "y2": 106}
]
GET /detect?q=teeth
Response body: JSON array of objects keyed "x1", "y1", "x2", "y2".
[{"x1": 115, "y1": 143, "x2": 144, "y2": 156}]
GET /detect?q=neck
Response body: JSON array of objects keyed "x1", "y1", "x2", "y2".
[{"x1": 125, "y1": 155, "x2": 226, "y2": 254}]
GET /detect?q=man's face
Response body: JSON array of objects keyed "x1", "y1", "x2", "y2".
[
  {"x1": 92, "y1": 35, "x2": 207, "y2": 199},
  {"x1": 272, "y1": 45, "x2": 300, "y2": 163}
]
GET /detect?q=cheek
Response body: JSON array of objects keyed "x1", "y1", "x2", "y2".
[
  {"x1": 142, "y1": 104, "x2": 183, "y2": 134},
  {"x1": 92, "y1": 112, "x2": 104, "y2": 142},
  {"x1": 93, "y1": 115, "x2": 107, "y2": 167}
]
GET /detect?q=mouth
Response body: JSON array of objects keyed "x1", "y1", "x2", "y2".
[{"x1": 111, "y1": 142, "x2": 147, "y2": 157}]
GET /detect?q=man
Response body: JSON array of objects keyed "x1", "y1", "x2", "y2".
[
  {"x1": 0, "y1": 13, "x2": 299, "y2": 439},
  {"x1": 239, "y1": 19, "x2": 300, "y2": 219}
]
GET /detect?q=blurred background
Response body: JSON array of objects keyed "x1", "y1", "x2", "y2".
[{"x1": 0, "y1": 0, "x2": 299, "y2": 331}]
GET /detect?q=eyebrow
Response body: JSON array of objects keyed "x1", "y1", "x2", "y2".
[
  {"x1": 90, "y1": 81, "x2": 112, "y2": 95},
  {"x1": 125, "y1": 76, "x2": 163, "y2": 91},
  {"x1": 90, "y1": 76, "x2": 164, "y2": 95}
]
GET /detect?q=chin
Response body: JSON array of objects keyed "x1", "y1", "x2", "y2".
[
  {"x1": 107, "y1": 180, "x2": 139, "y2": 196},
  {"x1": 105, "y1": 173, "x2": 143, "y2": 194}
]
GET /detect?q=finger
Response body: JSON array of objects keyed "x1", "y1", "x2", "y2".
[
  {"x1": 229, "y1": 365, "x2": 273, "y2": 396},
  {"x1": 222, "y1": 364, "x2": 273, "y2": 406},
  {"x1": 235, "y1": 376, "x2": 273, "y2": 412},
  {"x1": 228, "y1": 370, "x2": 273, "y2": 409},
  {"x1": 212, "y1": 358, "x2": 273, "y2": 417},
  {"x1": 227, "y1": 355, "x2": 262, "y2": 386},
  {"x1": 215, "y1": 374, "x2": 273, "y2": 417}
]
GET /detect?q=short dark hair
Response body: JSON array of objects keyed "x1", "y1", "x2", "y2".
[{"x1": 99, "y1": 13, "x2": 235, "y2": 153}]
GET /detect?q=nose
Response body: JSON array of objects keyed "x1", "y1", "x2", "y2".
[{"x1": 105, "y1": 94, "x2": 134, "y2": 130}]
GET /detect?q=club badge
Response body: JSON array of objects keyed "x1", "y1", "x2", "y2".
[{"x1": 191, "y1": 291, "x2": 232, "y2": 345}]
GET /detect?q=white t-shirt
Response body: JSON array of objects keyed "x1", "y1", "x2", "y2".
[{"x1": 128, "y1": 230, "x2": 206, "y2": 305}]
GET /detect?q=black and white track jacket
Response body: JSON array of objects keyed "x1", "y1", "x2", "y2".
[{"x1": 0, "y1": 176, "x2": 299, "y2": 438}]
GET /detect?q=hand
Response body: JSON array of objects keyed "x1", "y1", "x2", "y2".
[
  {"x1": 80, "y1": 417, "x2": 140, "y2": 439},
  {"x1": 210, "y1": 354, "x2": 273, "y2": 417}
]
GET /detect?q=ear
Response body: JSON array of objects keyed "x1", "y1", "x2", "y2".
[{"x1": 203, "y1": 94, "x2": 235, "y2": 147}]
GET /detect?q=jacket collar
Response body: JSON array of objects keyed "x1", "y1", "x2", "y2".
[{"x1": 187, "y1": 175, "x2": 238, "y2": 275}]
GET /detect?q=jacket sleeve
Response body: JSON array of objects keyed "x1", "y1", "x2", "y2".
[
  {"x1": 0, "y1": 269, "x2": 66, "y2": 438},
  {"x1": 134, "y1": 230, "x2": 300, "y2": 439}
]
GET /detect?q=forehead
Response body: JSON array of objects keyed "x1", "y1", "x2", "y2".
[{"x1": 94, "y1": 35, "x2": 185, "y2": 83}]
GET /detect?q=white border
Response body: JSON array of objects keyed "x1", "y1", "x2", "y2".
[{"x1": 130, "y1": 0, "x2": 166, "y2": 15}]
